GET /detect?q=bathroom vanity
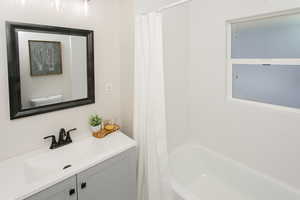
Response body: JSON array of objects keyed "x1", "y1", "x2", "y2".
[{"x1": 0, "y1": 132, "x2": 137, "y2": 200}]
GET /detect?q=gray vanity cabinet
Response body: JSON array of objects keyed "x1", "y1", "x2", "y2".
[
  {"x1": 25, "y1": 148, "x2": 137, "y2": 200},
  {"x1": 77, "y1": 148, "x2": 137, "y2": 200},
  {"x1": 25, "y1": 176, "x2": 77, "y2": 200}
]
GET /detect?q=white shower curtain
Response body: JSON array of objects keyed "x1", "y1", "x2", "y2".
[{"x1": 134, "y1": 13, "x2": 173, "y2": 200}]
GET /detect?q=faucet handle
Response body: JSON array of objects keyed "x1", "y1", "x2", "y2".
[
  {"x1": 65, "y1": 128, "x2": 77, "y2": 143},
  {"x1": 44, "y1": 135, "x2": 58, "y2": 149},
  {"x1": 67, "y1": 128, "x2": 77, "y2": 133}
]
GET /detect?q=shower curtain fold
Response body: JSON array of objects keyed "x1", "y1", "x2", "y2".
[{"x1": 134, "y1": 13, "x2": 173, "y2": 200}]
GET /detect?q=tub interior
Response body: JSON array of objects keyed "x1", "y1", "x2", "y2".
[{"x1": 170, "y1": 144, "x2": 300, "y2": 200}]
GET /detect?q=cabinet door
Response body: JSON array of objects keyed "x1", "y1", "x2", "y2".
[
  {"x1": 77, "y1": 148, "x2": 137, "y2": 200},
  {"x1": 25, "y1": 176, "x2": 77, "y2": 200}
]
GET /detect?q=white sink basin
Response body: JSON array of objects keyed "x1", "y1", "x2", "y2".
[{"x1": 24, "y1": 137, "x2": 104, "y2": 181}]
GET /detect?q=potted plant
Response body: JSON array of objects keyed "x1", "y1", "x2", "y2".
[{"x1": 89, "y1": 114, "x2": 102, "y2": 133}]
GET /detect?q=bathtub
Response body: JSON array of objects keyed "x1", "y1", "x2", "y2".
[{"x1": 169, "y1": 144, "x2": 300, "y2": 200}]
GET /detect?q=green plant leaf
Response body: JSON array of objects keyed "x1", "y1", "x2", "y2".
[{"x1": 89, "y1": 114, "x2": 102, "y2": 127}]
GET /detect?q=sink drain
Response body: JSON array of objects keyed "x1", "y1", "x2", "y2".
[{"x1": 63, "y1": 165, "x2": 72, "y2": 170}]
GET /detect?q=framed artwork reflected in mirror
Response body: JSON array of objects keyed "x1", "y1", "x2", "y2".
[{"x1": 28, "y1": 40, "x2": 63, "y2": 76}]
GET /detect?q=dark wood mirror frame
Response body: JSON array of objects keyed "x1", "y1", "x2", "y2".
[{"x1": 6, "y1": 22, "x2": 95, "y2": 120}]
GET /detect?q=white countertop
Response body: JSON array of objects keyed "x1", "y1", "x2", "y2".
[{"x1": 0, "y1": 131, "x2": 137, "y2": 200}]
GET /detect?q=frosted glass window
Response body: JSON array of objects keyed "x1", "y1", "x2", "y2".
[
  {"x1": 231, "y1": 13, "x2": 300, "y2": 59},
  {"x1": 229, "y1": 12, "x2": 300, "y2": 109},
  {"x1": 232, "y1": 64, "x2": 300, "y2": 108}
]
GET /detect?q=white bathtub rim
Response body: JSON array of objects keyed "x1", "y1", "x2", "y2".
[{"x1": 170, "y1": 143, "x2": 300, "y2": 198}]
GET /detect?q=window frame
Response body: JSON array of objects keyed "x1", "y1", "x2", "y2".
[{"x1": 226, "y1": 9, "x2": 300, "y2": 112}]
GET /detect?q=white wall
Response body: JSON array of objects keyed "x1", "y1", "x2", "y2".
[
  {"x1": 162, "y1": 4, "x2": 190, "y2": 152},
  {"x1": 120, "y1": 0, "x2": 135, "y2": 137},
  {"x1": 137, "y1": 0, "x2": 300, "y2": 191},
  {"x1": 188, "y1": 0, "x2": 300, "y2": 190},
  {"x1": 0, "y1": 0, "x2": 133, "y2": 161}
]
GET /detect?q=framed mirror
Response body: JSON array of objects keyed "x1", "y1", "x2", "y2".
[{"x1": 6, "y1": 22, "x2": 95, "y2": 119}]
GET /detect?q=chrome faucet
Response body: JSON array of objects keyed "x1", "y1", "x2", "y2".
[{"x1": 44, "y1": 128, "x2": 77, "y2": 149}]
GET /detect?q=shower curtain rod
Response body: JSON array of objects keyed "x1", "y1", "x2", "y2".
[
  {"x1": 139, "y1": 0, "x2": 192, "y2": 15},
  {"x1": 157, "y1": 0, "x2": 192, "y2": 12}
]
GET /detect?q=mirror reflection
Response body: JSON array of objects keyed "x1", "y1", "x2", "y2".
[{"x1": 17, "y1": 31, "x2": 88, "y2": 109}]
